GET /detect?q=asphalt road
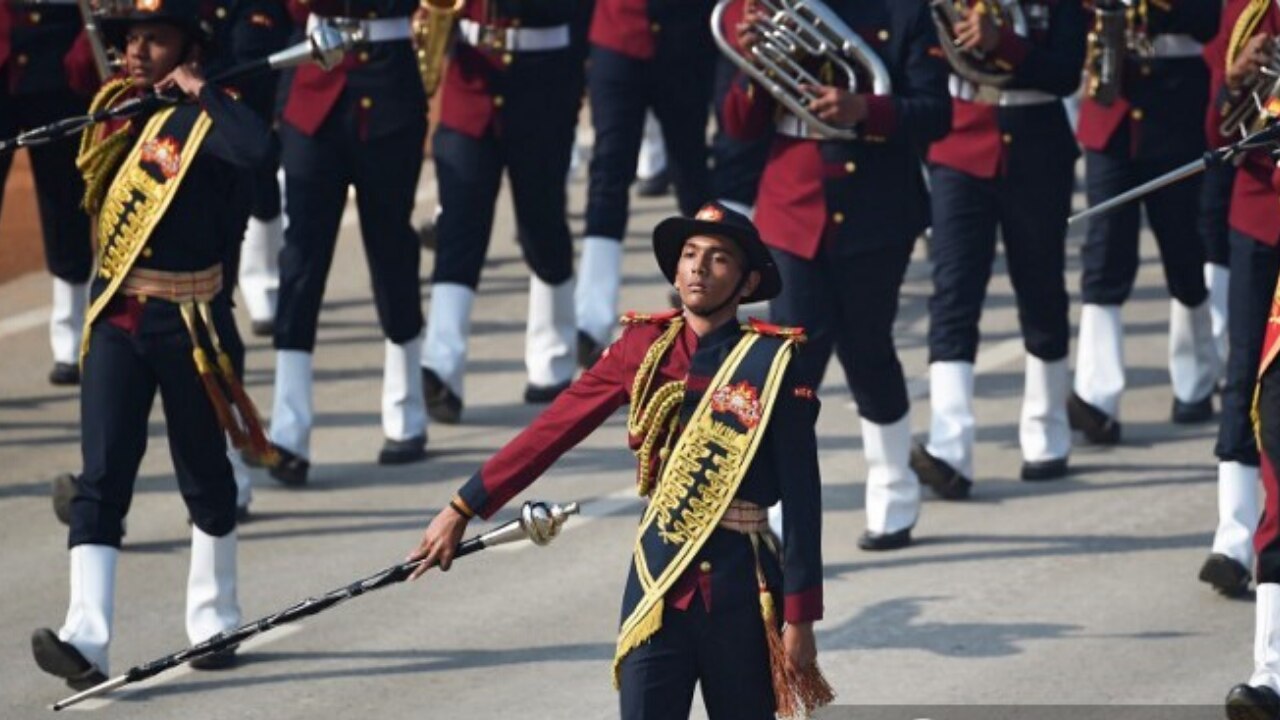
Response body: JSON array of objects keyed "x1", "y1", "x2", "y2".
[{"x1": 0, "y1": 158, "x2": 1252, "y2": 719}]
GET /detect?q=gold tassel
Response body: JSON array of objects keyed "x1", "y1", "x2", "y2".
[
  {"x1": 198, "y1": 303, "x2": 278, "y2": 466},
  {"x1": 193, "y1": 346, "x2": 246, "y2": 447},
  {"x1": 611, "y1": 598, "x2": 664, "y2": 690}
]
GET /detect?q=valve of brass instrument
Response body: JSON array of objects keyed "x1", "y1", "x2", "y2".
[{"x1": 411, "y1": 0, "x2": 465, "y2": 97}]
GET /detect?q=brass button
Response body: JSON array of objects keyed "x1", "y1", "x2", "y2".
[
  {"x1": 511, "y1": 18, "x2": 521, "y2": 27},
  {"x1": 494, "y1": 95, "x2": 504, "y2": 108},
  {"x1": 502, "y1": 53, "x2": 513, "y2": 66},
  {"x1": 29, "y1": 11, "x2": 40, "y2": 23},
  {"x1": 16, "y1": 54, "x2": 27, "y2": 66},
  {"x1": 699, "y1": 561, "x2": 712, "y2": 573},
  {"x1": 844, "y1": 161, "x2": 856, "y2": 174},
  {"x1": 215, "y1": 6, "x2": 227, "y2": 18},
  {"x1": 142, "y1": 248, "x2": 153, "y2": 258},
  {"x1": 832, "y1": 211, "x2": 845, "y2": 224},
  {"x1": 658, "y1": 447, "x2": 670, "y2": 460},
  {"x1": 136, "y1": 294, "x2": 148, "y2": 304},
  {"x1": 1140, "y1": 64, "x2": 1152, "y2": 77},
  {"x1": 1001, "y1": 132, "x2": 1013, "y2": 145},
  {"x1": 360, "y1": 96, "x2": 373, "y2": 109},
  {"x1": 650, "y1": 22, "x2": 661, "y2": 33},
  {"x1": 367, "y1": 11, "x2": 378, "y2": 18},
  {"x1": 877, "y1": 29, "x2": 889, "y2": 41},
  {"x1": 1130, "y1": 108, "x2": 1144, "y2": 121},
  {"x1": 358, "y1": 51, "x2": 370, "y2": 63}
]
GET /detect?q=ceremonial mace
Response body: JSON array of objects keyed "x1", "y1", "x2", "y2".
[
  {"x1": 0, "y1": 21, "x2": 356, "y2": 156},
  {"x1": 51, "y1": 500, "x2": 581, "y2": 711},
  {"x1": 1068, "y1": 120, "x2": 1280, "y2": 226}
]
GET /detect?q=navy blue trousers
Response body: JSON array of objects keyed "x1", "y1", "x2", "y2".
[
  {"x1": 276, "y1": 117, "x2": 426, "y2": 351},
  {"x1": 1216, "y1": 230, "x2": 1280, "y2": 465},
  {"x1": 618, "y1": 599, "x2": 775, "y2": 720},
  {"x1": 768, "y1": 241, "x2": 912, "y2": 424},
  {"x1": 72, "y1": 316, "x2": 238, "y2": 548},
  {"x1": 1200, "y1": 163, "x2": 1235, "y2": 267},
  {"x1": 926, "y1": 164, "x2": 1073, "y2": 363},
  {"x1": 585, "y1": 44, "x2": 714, "y2": 240},
  {"x1": 1080, "y1": 150, "x2": 1207, "y2": 306}
]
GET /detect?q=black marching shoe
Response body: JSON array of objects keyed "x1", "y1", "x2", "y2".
[
  {"x1": 52, "y1": 473, "x2": 76, "y2": 526},
  {"x1": 378, "y1": 434, "x2": 427, "y2": 465},
  {"x1": 525, "y1": 380, "x2": 571, "y2": 404},
  {"x1": 268, "y1": 444, "x2": 309, "y2": 487},
  {"x1": 1021, "y1": 457, "x2": 1069, "y2": 481},
  {"x1": 577, "y1": 331, "x2": 604, "y2": 369},
  {"x1": 48, "y1": 362, "x2": 80, "y2": 386},
  {"x1": 1225, "y1": 684, "x2": 1280, "y2": 720},
  {"x1": 858, "y1": 527, "x2": 913, "y2": 551},
  {"x1": 1200, "y1": 553, "x2": 1252, "y2": 598},
  {"x1": 422, "y1": 368, "x2": 463, "y2": 424},
  {"x1": 250, "y1": 319, "x2": 274, "y2": 338},
  {"x1": 1172, "y1": 394, "x2": 1215, "y2": 424},
  {"x1": 1067, "y1": 393, "x2": 1121, "y2": 445},
  {"x1": 909, "y1": 444, "x2": 972, "y2": 500},
  {"x1": 31, "y1": 629, "x2": 107, "y2": 691},
  {"x1": 635, "y1": 168, "x2": 670, "y2": 198},
  {"x1": 189, "y1": 645, "x2": 239, "y2": 671}
]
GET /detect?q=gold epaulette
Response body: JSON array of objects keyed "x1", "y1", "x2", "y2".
[
  {"x1": 744, "y1": 317, "x2": 807, "y2": 342},
  {"x1": 77, "y1": 77, "x2": 137, "y2": 217},
  {"x1": 620, "y1": 308, "x2": 683, "y2": 326}
]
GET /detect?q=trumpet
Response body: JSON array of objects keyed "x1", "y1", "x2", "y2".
[
  {"x1": 411, "y1": 0, "x2": 465, "y2": 97},
  {"x1": 710, "y1": 0, "x2": 891, "y2": 140},
  {"x1": 929, "y1": 0, "x2": 1015, "y2": 87}
]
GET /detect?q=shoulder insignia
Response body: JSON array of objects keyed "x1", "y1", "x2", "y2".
[
  {"x1": 621, "y1": 308, "x2": 683, "y2": 326},
  {"x1": 249, "y1": 12, "x2": 275, "y2": 27},
  {"x1": 745, "y1": 317, "x2": 807, "y2": 342}
]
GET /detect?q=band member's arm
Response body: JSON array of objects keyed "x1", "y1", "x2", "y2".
[
  {"x1": 861, "y1": 2, "x2": 952, "y2": 145},
  {"x1": 772, "y1": 362, "x2": 824, "y2": 624},
  {"x1": 1146, "y1": 0, "x2": 1220, "y2": 42},
  {"x1": 197, "y1": 83, "x2": 274, "y2": 169},
  {"x1": 452, "y1": 328, "x2": 640, "y2": 520},
  {"x1": 720, "y1": 0, "x2": 777, "y2": 142},
  {"x1": 228, "y1": 0, "x2": 295, "y2": 114},
  {"x1": 993, "y1": 0, "x2": 1087, "y2": 97}
]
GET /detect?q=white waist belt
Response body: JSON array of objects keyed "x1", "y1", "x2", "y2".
[
  {"x1": 457, "y1": 20, "x2": 571, "y2": 52},
  {"x1": 1150, "y1": 34, "x2": 1202, "y2": 58},
  {"x1": 308, "y1": 15, "x2": 412, "y2": 43}
]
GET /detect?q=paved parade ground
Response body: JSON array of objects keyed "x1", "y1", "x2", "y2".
[{"x1": 0, "y1": 160, "x2": 1251, "y2": 719}]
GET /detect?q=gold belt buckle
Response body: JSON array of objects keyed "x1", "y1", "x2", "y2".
[{"x1": 479, "y1": 25, "x2": 507, "y2": 52}]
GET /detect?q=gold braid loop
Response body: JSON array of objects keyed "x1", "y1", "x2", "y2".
[
  {"x1": 78, "y1": 78, "x2": 136, "y2": 216},
  {"x1": 1228, "y1": 0, "x2": 1271, "y2": 69},
  {"x1": 627, "y1": 318, "x2": 686, "y2": 496}
]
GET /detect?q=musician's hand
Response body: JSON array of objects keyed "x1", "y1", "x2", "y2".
[
  {"x1": 783, "y1": 622, "x2": 818, "y2": 673},
  {"x1": 154, "y1": 61, "x2": 206, "y2": 100},
  {"x1": 735, "y1": 5, "x2": 764, "y2": 54},
  {"x1": 954, "y1": 3, "x2": 1000, "y2": 54},
  {"x1": 406, "y1": 504, "x2": 470, "y2": 580},
  {"x1": 1228, "y1": 34, "x2": 1273, "y2": 92},
  {"x1": 805, "y1": 85, "x2": 868, "y2": 126}
]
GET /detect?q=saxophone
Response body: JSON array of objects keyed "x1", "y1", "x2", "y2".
[
  {"x1": 929, "y1": 0, "x2": 1016, "y2": 87},
  {"x1": 411, "y1": 0, "x2": 465, "y2": 97},
  {"x1": 1084, "y1": 0, "x2": 1152, "y2": 107}
]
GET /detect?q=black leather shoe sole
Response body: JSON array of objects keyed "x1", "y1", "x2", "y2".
[
  {"x1": 1225, "y1": 683, "x2": 1280, "y2": 720},
  {"x1": 635, "y1": 170, "x2": 670, "y2": 198},
  {"x1": 909, "y1": 444, "x2": 972, "y2": 500},
  {"x1": 858, "y1": 527, "x2": 912, "y2": 551},
  {"x1": 1172, "y1": 395, "x2": 1215, "y2": 424},
  {"x1": 379, "y1": 435, "x2": 428, "y2": 465},
  {"x1": 1021, "y1": 457, "x2": 1069, "y2": 481},
  {"x1": 189, "y1": 645, "x2": 239, "y2": 671},
  {"x1": 250, "y1": 319, "x2": 274, "y2": 338},
  {"x1": 525, "y1": 381, "x2": 571, "y2": 404},
  {"x1": 577, "y1": 331, "x2": 604, "y2": 369},
  {"x1": 48, "y1": 362, "x2": 80, "y2": 386},
  {"x1": 52, "y1": 473, "x2": 76, "y2": 526},
  {"x1": 422, "y1": 368, "x2": 463, "y2": 424},
  {"x1": 31, "y1": 628, "x2": 107, "y2": 691},
  {"x1": 268, "y1": 444, "x2": 309, "y2": 487},
  {"x1": 1067, "y1": 393, "x2": 1121, "y2": 445},
  {"x1": 1200, "y1": 553, "x2": 1252, "y2": 597}
]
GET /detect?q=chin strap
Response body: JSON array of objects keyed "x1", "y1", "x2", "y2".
[{"x1": 685, "y1": 273, "x2": 749, "y2": 319}]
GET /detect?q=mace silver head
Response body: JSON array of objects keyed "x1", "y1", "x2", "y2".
[
  {"x1": 309, "y1": 22, "x2": 357, "y2": 71},
  {"x1": 476, "y1": 501, "x2": 580, "y2": 550}
]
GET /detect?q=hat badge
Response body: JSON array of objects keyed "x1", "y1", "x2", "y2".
[
  {"x1": 695, "y1": 205, "x2": 724, "y2": 223},
  {"x1": 136, "y1": 0, "x2": 162, "y2": 12}
]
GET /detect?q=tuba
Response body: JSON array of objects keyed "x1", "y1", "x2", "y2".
[
  {"x1": 710, "y1": 0, "x2": 891, "y2": 140},
  {"x1": 1220, "y1": 42, "x2": 1280, "y2": 139},
  {"x1": 411, "y1": 0, "x2": 465, "y2": 97},
  {"x1": 1083, "y1": 0, "x2": 1152, "y2": 107},
  {"x1": 929, "y1": 0, "x2": 1015, "y2": 87}
]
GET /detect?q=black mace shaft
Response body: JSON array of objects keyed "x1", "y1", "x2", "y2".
[{"x1": 51, "y1": 500, "x2": 580, "y2": 711}]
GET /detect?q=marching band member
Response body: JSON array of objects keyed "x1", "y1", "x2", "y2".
[
  {"x1": 720, "y1": 0, "x2": 951, "y2": 549},
  {"x1": 269, "y1": 0, "x2": 430, "y2": 486},
  {"x1": 912, "y1": 0, "x2": 1087, "y2": 498},
  {"x1": 31, "y1": 0, "x2": 272, "y2": 685}
]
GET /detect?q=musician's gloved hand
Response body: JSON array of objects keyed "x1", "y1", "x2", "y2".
[
  {"x1": 154, "y1": 61, "x2": 207, "y2": 101},
  {"x1": 1228, "y1": 34, "x2": 1272, "y2": 93},
  {"x1": 804, "y1": 85, "x2": 867, "y2": 126},
  {"x1": 406, "y1": 503, "x2": 470, "y2": 579},
  {"x1": 954, "y1": 2, "x2": 1000, "y2": 54}
]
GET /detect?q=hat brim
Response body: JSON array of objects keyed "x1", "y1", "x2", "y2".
[
  {"x1": 652, "y1": 216, "x2": 781, "y2": 303},
  {"x1": 101, "y1": 15, "x2": 207, "y2": 50}
]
